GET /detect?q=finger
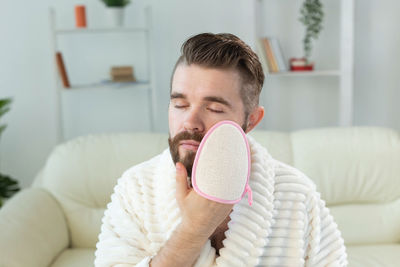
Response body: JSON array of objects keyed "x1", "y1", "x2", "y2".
[{"x1": 175, "y1": 162, "x2": 189, "y2": 202}]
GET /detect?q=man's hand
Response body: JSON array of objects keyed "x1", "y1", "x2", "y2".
[
  {"x1": 149, "y1": 162, "x2": 233, "y2": 267},
  {"x1": 175, "y1": 162, "x2": 234, "y2": 239}
]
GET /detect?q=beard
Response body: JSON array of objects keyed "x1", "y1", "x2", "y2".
[{"x1": 168, "y1": 131, "x2": 204, "y2": 180}]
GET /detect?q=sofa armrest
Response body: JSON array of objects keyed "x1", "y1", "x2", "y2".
[{"x1": 0, "y1": 188, "x2": 69, "y2": 267}]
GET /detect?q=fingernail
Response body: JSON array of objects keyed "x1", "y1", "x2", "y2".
[{"x1": 176, "y1": 163, "x2": 181, "y2": 171}]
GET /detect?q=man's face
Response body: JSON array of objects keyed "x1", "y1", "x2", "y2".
[{"x1": 168, "y1": 64, "x2": 247, "y2": 178}]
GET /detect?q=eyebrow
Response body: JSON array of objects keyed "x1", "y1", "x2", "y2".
[{"x1": 170, "y1": 92, "x2": 233, "y2": 109}]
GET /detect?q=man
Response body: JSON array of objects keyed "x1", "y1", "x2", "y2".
[{"x1": 95, "y1": 33, "x2": 347, "y2": 266}]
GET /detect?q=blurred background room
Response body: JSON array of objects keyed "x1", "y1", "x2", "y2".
[{"x1": 0, "y1": 1, "x2": 400, "y2": 266}]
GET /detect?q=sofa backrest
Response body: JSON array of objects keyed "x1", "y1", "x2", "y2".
[
  {"x1": 36, "y1": 133, "x2": 169, "y2": 248},
  {"x1": 289, "y1": 127, "x2": 400, "y2": 246},
  {"x1": 36, "y1": 127, "x2": 400, "y2": 248}
]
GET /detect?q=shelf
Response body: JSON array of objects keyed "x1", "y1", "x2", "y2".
[
  {"x1": 50, "y1": 6, "x2": 156, "y2": 141},
  {"x1": 55, "y1": 27, "x2": 148, "y2": 35},
  {"x1": 62, "y1": 81, "x2": 151, "y2": 92},
  {"x1": 266, "y1": 70, "x2": 341, "y2": 77},
  {"x1": 254, "y1": 0, "x2": 354, "y2": 127}
]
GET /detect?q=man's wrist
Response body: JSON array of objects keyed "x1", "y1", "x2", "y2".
[
  {"x1": 176, "y1": 222, "x2": 212, "y2": 245},
  {"x1": 149, "y1": 223, "x2": 210, "y2": 267}
]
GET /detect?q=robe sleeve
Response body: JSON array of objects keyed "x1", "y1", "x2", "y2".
[
  {"x1": 95, "y1": 172, "x2": 154, "y2": 267},
  {"x1": 305, "y1": 192, "x2": 348, "y2": 267}
]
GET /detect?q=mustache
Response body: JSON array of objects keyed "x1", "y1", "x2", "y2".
[
  {"x1": 168, "y1": 131, "x2": 205, "y2": 179},
  {"x1": 170, "y1": 131, "x2": 204, "y2": 144}
]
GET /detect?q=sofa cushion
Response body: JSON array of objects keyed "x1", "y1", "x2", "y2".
[
  {"x1": 39, "y1": 133, "x2": 168, "y2": 248},
  {"x1": 248, "y1": 131, "x2": 293, "y2": 164},
  {"x1": 290, "y1": 127, "x2": 400, "y2": 205},
  {"x1": 346, "y1": 244, "x2": 400, "y2": 267},
  {"x1": 290, "y1": 127, "x2": 400, "y2": 246},
  {"x1": 0, "y1": 188, "x2": 69, "y2": 267},
  {"x1": 50, "y1": 248, "x2": 95, "y2": 267},
  {"x1": 329, "y1": 199, "x2": 400, "y2": 245}
]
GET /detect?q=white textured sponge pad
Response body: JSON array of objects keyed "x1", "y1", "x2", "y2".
[{"x1": 192, "y1": 121, "x2": 250, "y2": 203}]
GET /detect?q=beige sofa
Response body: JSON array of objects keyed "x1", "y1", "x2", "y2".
[{"x1": 1, "y1": 127, "x2": 399, "y2": 267}]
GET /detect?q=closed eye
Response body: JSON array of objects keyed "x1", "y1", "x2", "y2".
[
  {"x1": 174, "y1": 105, "x2": 188, "y2": 109},
  {"x1": 207, "y1": 108, "x2": 224, "y2": 113}
]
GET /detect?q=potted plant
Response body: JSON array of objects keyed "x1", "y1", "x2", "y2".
[
  {"x1": 290, "y1": 0, "x2": 324, "y2": 71},
  {"x1": 101, "y1": 0, "x2": 131, "y2": 27},
  {"x1": 0, "y1": 98, "x2": 20, "y2": 207}
]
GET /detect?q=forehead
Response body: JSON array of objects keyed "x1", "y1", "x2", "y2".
[{"x1": 171, "y1": 64, "x2": 242, "y2": 100}]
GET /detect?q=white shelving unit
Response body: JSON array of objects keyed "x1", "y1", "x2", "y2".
[
  {"x1": 49, "y1": 7, "x2": 156, "y2": 142},
  {"x1": 254, "y1": 0, "x2": 354, "y2": 127}
]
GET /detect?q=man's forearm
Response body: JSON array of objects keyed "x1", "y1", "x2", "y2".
[{"x1": 150, "y1": 224, "x2": 211, "y2": 267}]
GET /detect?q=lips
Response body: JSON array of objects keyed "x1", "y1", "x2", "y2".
[
  {"x1": 179, "y1": 140, "x2": 200, "y2": 151},
  {"x1": 180, "y1": 140, "x2": 200, "y2": 146}
]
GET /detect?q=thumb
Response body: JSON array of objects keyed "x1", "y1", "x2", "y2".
[{"x1": 175, "y1": 162, "x2": 189, "y2": 201}]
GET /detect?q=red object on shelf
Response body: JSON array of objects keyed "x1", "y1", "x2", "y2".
[
  {"x1": 289, "y1": 58, "x2": 314, "y2": 71},
  {"x1": 290, "y1": 65, "x2": 314, "y2": 71},
  {"x1": 75, "y1": 5, "x2": 87, "y2": 28}
]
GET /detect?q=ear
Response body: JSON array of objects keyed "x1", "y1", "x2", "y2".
[{"x1": 245, "y1": 106, "x2": 264, "y2": 133}]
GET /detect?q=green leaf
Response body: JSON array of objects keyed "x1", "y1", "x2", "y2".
[
  {"x1": 298, "y1": 0, "x2": 324, "y2": 59},
  {"x1": 0, "y1": 173, "x2": 20, "y2": 199},
  {"x1": 0, "y1": 98, "x2": 12, "y2": 119},
  {"x1": 101, "y1": 0, "x2": 131, "y2": 7},
  {"x1": 0, "y1": 125, "x2": 6, "y2": 137}
]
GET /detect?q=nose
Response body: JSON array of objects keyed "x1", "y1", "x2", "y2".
[{"x1": 183, "y1": 108, "x2": 205, "y2": 133}]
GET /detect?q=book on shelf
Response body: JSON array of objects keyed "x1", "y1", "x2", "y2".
[
  {"x1": 263, "y1": 38, "x2": 279, "y2": 72},
  {"x1": 269, "y1": 37, "x2": 287, "y2": 71},
  {"x1": 256, "y1": 37, "x2": 287, "y2": 73},
  {"x1": 256, "y1": 39, "x2": 270, "y2": 73},
  {"x1": 55, "y1": 52, "x2": 70, "y2": 88}
]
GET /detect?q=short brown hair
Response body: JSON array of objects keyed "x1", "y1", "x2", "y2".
[{"x1": 171, "y1": 33, "x2": 264, "y2": 117}]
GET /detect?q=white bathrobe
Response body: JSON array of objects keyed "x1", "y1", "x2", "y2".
[{"x1": 95, "y1": 136, "x2": 347, "y2": 267}]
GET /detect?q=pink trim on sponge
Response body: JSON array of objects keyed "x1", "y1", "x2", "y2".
[{"x1": 191, "y1": 120, "x2": 252, "y2": 205}]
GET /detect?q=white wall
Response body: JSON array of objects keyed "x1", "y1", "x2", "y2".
[
  {"x1": 354, "y1": 0, "x2": 400, "y2": 127},
  {"x1": 0, "y1": 1, "x2": 60, "y2": 189},
  {"x1": 1, "y1": 0, "x2": 399, "y2": 188}
]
